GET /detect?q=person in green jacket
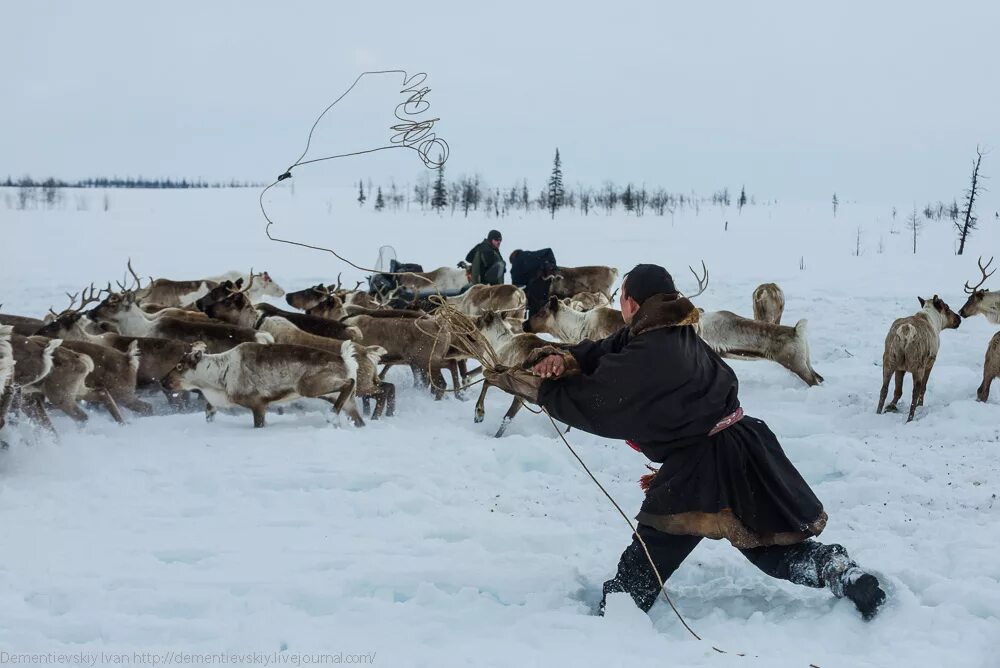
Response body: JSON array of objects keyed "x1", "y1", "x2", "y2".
[{"x1": 467, "y1": 230, "x2": 506, "y2": 285}]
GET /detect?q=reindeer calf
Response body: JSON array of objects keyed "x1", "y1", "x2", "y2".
[
  {"x1": 162, "y1": 341, "x2": 370, "y2": 428},
  {"x1": 752, "y1": 283, "x2": 785, "y2": 325},
  {"x1": 877, "y1": 296, "x2": 961, "y2": 422}
]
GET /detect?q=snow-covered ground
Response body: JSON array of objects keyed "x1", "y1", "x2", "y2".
[{"x1": 1, "y1": 186, "x2": 998, "y2": 667}]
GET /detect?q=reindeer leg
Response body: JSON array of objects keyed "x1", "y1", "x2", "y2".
[
  {"x1": 907, "y1": 371, "x2": 924, "y2": 423},
  {"x1": 383, "y1": 382, "x2": 396, "y2": 417},
  {"x1": 430, "y1": 368, "x2": 446, "y2": 401},
  {"x1": 251, "y1": 404, "x2": 267, "y2": 428},
  {"x1": 978, "y1": 362, "x2": 994, "y2": 403},
  {"x1": 494, "y1": 397, "x2": 523, "y2": 438},
  {"x1": 449, "y1": 361, "x2": 466, "y2": 401},
  {"x1": 876, "y1": 366, "x2": 892, "y2": 414},
  {"x1": 91, "y1": 388, "x2": 126, "y2": 425},
  {"x1": 205, "y1": 401, "x2": 217, "y2": 422},
  {"x1": 0, "y1": 383, "x2": 13, "y2": 431},
  {"x1": 378, "y1": 362, "x2": 393, "y2": 381},
  {"x1": 55, "y1": 395, "x2": 89, "y2": 423},
  {"x1": 120, "y1": 395, "x2": 153, "y2": 417},
  {"x1": 885, "y1": 370, "x2": 905, "y2": 412},
  {"x1": 917, "y1": 365, "x2": 932, "y2": 407},
  {"x1": 474, "y1": 381, "x2": 490, "y2": 423},
  {"x1": 22, "y1": 392, "x2": 59, "y2": 435},
  {"x1": 361, "y1": 395, "x2": 372, "y2": 416}
]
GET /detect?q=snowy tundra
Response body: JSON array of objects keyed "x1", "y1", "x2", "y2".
[{"x1": 0, "y1": 186, "x2": 997, "y2": 668}]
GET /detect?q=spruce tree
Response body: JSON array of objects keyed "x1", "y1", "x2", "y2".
[
  {"x1": 431, "y1": 163, "x2": 447, "y2": 211},
  {"x1": 547, "y1": 148, "x2": 565, "y2": 219}
]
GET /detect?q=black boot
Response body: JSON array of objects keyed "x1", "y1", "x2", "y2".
[{"x1": 840, "y1": 570, "x2": 887, "y2": 621}]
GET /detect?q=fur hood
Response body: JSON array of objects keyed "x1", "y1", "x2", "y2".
[{"x1": 630, "y1": 294, "x2": 700, "y2": 336}]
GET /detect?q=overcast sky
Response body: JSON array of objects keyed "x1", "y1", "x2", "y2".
[{"x1": 2, "y1": 0, "x2": 998, "y2": 207}]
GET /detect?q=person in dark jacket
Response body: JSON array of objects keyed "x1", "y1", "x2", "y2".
[
  {"x1": 485, "y1": 263, "x2": 886, "y2": 620},
  {"x1": 467, "y1": 230, "x2": 506, "y2": 285}
]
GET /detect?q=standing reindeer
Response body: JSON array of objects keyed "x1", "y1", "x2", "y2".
[
  {"x1": 752, "y1": 283, "x2": 785, "y2": 325},
  {"x1": 877, "y1": 296, "x2": 961, "y2": 422},
  {"x1": 959, "y1": 256, "x2": 999, "y2": 322}
]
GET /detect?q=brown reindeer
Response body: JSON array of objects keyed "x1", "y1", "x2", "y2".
[
  {"x1": 195, "y1": 280, "x2": 361, "y2": 341},
  {"x1": 561, "y1": 291, "x2": 611, "y2": 312},
  {"x1": 469, "y1": 311, "x2": 563, "y2": 437},
  {"x1": 975, "y1": 332, "x2": 1000, "y2": 403},
  {"x1": 523, "y1": 296, "x2": 624, "y2": 342},
  {"x1": 10, "y1": 334, "x2": 93, "y2": 428},
  {"x1": 197, "y1": 281, "x2": 394, "y2": 417},
  {"x1": 89, "y1": 288, "x2": 273, "y2": 353},
  {"x1": 698, "y1": 311, "x2": 824, "y2": 386},
  {"x1": 284, "y1": 274, "x2": 370, "y2": 311},
  {"x1": 752, "y1": 283, "x2": 785, "y2": 325},
  {"x1": 959, "y1": 256, "x2": 1000, "y2": 323},
  {"x1": 0, "y1": 309, "x2": 44, "y2": 336},
  {"x1": 445, "y1": 284, "x2": 526, "y2": 323},
  {"x1": 36, "y1": 311, "x2": 192, "y2": 395},
  {"x1": 546, "y1": 265, "x2": 619, "y2": 299},
  {"x1": 342, "y1": 311, "x2": 464, "y2": 400},
  {"x1": 162, "y1": 341, "x2": 371, "y2": 428},
  {"x1": 396, "y1": 266, "x2": 469, "y2": 292},
  {"x1": 877, "y1": 296, "x2": 961, "y2": 422},
  {"x1": 125, "y1": 260, "x2": 284, "y2": 308}
]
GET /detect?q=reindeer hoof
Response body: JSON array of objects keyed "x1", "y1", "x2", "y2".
[
  {"x1": 883, "y1": 405, "x2": 898, "y2": 413},
  {"x1": 474, "y1": 413, "x2": 485, "y2": 424},
  {"x1": 494, "y1": 417, "x2": 512, "y2": 438}
]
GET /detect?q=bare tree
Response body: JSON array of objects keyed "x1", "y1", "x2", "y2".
[
  {"x1": 907, "y1": 205, "x2": 922, "y2": 254},
  {"x1": 956, "y1": 146, "x2": 986, "y2": 255}
]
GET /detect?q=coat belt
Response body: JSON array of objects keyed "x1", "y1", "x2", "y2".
[{"x1": 626, "y1": 407, "x2": 744, "y2": 453}]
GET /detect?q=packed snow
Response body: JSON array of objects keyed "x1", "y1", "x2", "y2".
[{"x1": 1, "y1": 186, "x2": 998, "y2": 667}]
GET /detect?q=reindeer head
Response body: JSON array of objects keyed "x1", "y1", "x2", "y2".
[
  {"x1": 162, "y1": 342, "x2": 207, "y2": 391},
  {"x1": 88, "y1": 285, "x2": 140, "y2": 326},
  {"x1": 198, "y1": 277, "x2": 256, "y2": 327},
  {"x1": 918, "y1": 295, "x2": 962, "y2": 330},
  {"x1": 252, "y1": 270, "x2": 285, "y2": 298},
  {"x1": 305, "y1": 293, "x2": 345, "y2": 320},
  {"x1": 523, "y1": 296, "x2": 562, "y2": 334},
  {"x1": 960, "y1": 256, "x2": 997, "y2": 320},
  {"x1": 285, "y1": 283, "x2": 333, "y2": 311}
]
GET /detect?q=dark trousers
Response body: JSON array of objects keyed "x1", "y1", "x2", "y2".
[
  {"x1": 602, "y1": 524, "x2": 854, "y2": 613},
  {"x1": 482, "y1": 262, "x2": 505, "y2": 285}
]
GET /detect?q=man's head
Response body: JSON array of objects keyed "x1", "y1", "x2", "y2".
[
  {"x1": 620, "y1": 264, "x2": 676, "y2": 324},
  {"x1": 487, "y1": 229, "x2": 502, "y2": 249}
]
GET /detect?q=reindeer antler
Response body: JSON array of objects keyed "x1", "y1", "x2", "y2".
[
  {"x1": 125, "y1": 258, "x2": 146, "y2": 292},
  {"x1": 235, "y1": 268, "x2": 257, "y2": 295},
  {"x1": 334, "y1": 272, "x2": 343, "y2": 292},
  {"x1": 964, "y1": 256, "x2": 995, "y2": 294},
  {"x1": 686, "y1": 261, "x2": 709, "y2": 298},
  {"x1": 52, "y1": 283, "x2": 104, "y2": 318},
  {"x1": 352, "y1": 280, "x2": 363, "y2": 291}
]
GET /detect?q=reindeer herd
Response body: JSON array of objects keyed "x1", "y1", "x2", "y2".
[{"x1": 0, "y1": 256, "x2": 998, "y2": 443}]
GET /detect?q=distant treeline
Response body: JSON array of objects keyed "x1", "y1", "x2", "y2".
[{"x1": 1, "y1": 175, "x2": 263, "y2": 189}]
